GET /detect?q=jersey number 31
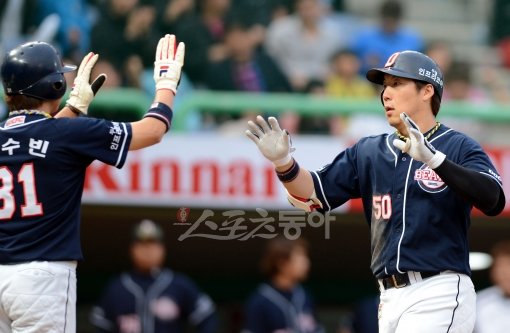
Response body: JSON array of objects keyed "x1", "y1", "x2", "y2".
[{"x1": 0, "y1": 163, "x2": 43, "y2": 219}]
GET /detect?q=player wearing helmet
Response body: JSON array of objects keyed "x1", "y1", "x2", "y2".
[
  {"x1": 246, "y1": 50, "x2": 505, "y2": 332},
  {"x1": 0, "y1": 35, "x2": 184, "y2": 333}
]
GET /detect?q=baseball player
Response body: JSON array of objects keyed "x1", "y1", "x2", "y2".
[
  {"x1": 0, "y1": 34, "x2": 184, "y2": 332},
  {"x1": 246, "y1": 50, "x2": 506, "y2": 333},
  {"x1": 90, "y1": 219, "x2": 217, "y2": 333},
  {"x1": 242, "y1": 237, "x2": 324, "y2": 333}
]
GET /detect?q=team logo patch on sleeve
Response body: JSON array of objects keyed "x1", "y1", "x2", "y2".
[{"x1": 414, "y1": 165, "x2": 447, "y2": 193}]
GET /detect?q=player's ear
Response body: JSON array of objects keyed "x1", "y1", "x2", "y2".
[{"x1": 421, "y1": 83, "x2": 435, "y2": 102}]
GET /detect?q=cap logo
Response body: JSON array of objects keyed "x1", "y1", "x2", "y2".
[{"x1": 385, "y1": 52, "x2": 400, "y2": 68}]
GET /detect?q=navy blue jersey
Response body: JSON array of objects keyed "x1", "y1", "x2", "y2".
[
  {"x1": 0, "y1": 114, "x2": 131, "y2": 262},
  {"x1": 243, "y1": 283, "x2": 324, "y2": 333},
  {"x1": 311, "y1": 125, "x2": 502, "y2": 278},
  {"x1": 90, "y1": 269, "x2": 217, "y2": 333}
]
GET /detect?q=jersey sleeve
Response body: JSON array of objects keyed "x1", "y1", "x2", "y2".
[
  {"x1": 458, "y1": 136, "x2": 502, "y2": 187},
  {"x1": 174, "y1": 274, "x2": 217, "y2": 332},
  {"x1": 89, "y1": 279, "x2": 120, "y2": 332},
  {"x1": 311, "y1": 143, "x2": 361, "y2": 212},
  {"x1": 54, "y1": 118, "x2": 132, "y2": 169}
]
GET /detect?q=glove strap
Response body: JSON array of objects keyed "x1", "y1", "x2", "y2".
[
  {"x1": 65, "y1": 103, "x2": 83, "y2": 116},
  {"x1": 143, "y1": 102, "x2": 173, "y2": 132},
  {"x1": 427, "y1": 151, "x2": 446, "y2": 169}
]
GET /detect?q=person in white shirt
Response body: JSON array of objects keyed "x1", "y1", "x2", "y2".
[{"x1": 475, "y1": 240, "x2": 510, "y2": 333}]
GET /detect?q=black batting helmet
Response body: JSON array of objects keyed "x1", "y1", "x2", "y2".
[
  {"x1": 1, "y1": 41, "x2": 76, "y2": 100},
  {"x1": 366, "y1": 50, "x2": 444, "y2": 100}
]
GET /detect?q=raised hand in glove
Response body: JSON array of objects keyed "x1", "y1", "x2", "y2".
[
  {"x1": 393, "y1": 113, "x2": 445, "y2": 169},
  {"x1": 245, "y1": 116, "x2": 295, "y2": 167},
  {"x1": 66, "y1": 52, "x2": 106, "y2": 115},
  {"x1": 154, "y1": 34, "x2": 185, "y2": 94}
]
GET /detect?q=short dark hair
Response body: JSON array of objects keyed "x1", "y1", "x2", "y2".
[
  {"x1": 414, "y1": 80, "x2": 441, "y2": 116},
  {"x1": 4, "y1": 95, "x2": 44, "y2": 112},
  {"x1": 260, "y1": 237, "x2": 309, "y2": 278},
  {"x1": 380, "y1": 0, "x2": 403, "y2": 20}
]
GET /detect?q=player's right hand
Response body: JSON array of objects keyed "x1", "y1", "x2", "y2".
[
  {"x1": 245, "y1": 116, "x2": 294, "y2": 167},
  {"x1": 153, "y1": 34, "x2": 185, "y2": 94},
  {"x1": 66, "y1": 52, "x2": 106, "y2": 115}
]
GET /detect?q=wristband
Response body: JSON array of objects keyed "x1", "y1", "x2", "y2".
[
  {"x1": 276, "y1": 159, "x2": 300, "y2": 183},
  {"x1": 144, "y1": 102, "x2": 173, "y2": 132},
  {"x1": 427, "y1": 151, "x2": 446, "y2": 170},
  {"x1": 65, "y1": 103, "x2": 82, "y2": 116}
]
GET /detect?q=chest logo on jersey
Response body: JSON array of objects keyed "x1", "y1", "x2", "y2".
[
  {"x1": 414, "y1": 165, "x2": 447, "y2": 193},
  {"x1": 5, "y1": 116, "x2": 26, "y2": 128}
]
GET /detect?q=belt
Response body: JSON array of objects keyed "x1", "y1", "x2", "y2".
[{"x1": 378, "y1": 271, "x2": 440, "y2": 290}]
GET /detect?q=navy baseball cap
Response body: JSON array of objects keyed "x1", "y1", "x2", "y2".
[
  {"x1": 132, "y1": 219, "x2": 164, "y2": 242},
  {"x1": 366, "y1": 50, "x2": 444, "y2": 100}
]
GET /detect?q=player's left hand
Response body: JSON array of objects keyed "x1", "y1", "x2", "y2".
[
  {"x1": 392, "y1": 113, "x2": 446, "y2": 169},
  {"x1": 66, "y1": 52, "x2": 107, "y2": 115},
  {"x1": 153, "y1": 34, "x2": 185, "y2": 94}
]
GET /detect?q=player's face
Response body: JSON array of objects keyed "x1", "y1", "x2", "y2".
[
  {"x1": 131, "y1": 241, "x2": 166, "y2": 272},
  {"x1": 491, "y1": 255, "x2": 510, "y2": 296},
  {"x1": 280, "y1": 246, "x2": 310, "y2": 282},
  {"x1": 382, "y1": 75, "x2": 422, "y2": 128}
]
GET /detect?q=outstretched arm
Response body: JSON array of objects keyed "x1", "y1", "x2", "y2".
[
  {"x1": 55, "y1": 52, "x2": 106, "y2": 118},
  {"x1": 129, "y1": 34, "x2": 185, "y2": 151},
  {"x1": 246, "y1": 116, "x2": 323, "y2": 211}
]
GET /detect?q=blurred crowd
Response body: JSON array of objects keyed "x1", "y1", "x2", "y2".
[{"x1": 2, "y1": 0, "x2": 510, "y2": 136}]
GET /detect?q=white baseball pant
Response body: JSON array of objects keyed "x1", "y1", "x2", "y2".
[
  {"x1": 378, "y1": 271, "x2": 476, "y2": 333},
  {"x1": 0, "y1": 261, "x2": 77, "y2": 333}
]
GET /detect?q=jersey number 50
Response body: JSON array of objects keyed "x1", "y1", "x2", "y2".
[
  {"x1": 0, "y1": 163, "x2": 43, "y2": 219},
  {"x1": 373, "y1": 194, "x2": 392, "y2": 220}
]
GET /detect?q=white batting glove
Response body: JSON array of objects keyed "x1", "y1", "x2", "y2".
[
  {"x1": 154, "y1": 34, "x2": 185, "y2": 94},
  {"x1": 393, "y1": 113, "x2": 445, "y2": 169},
  {"x1": 66, "y1": 52, "x2": 106, "y2": 115},
  {"x1": 245, "y1": 116, "x2": 294, "y2": 167}
]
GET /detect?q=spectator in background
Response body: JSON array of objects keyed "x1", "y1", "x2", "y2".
[
  {"x1": 425, "y1": 40, "x2": 454, "y2": 74},
  {"x1": 242, "y1": 237, "x2": 324, "y2": 333},
  {"x1": 265, "y1": 0, "x2": 343, "y2": 91},
  {"x1": 204, "y1": 17, "x2": 291, "y2": 133},
  {"x1": 475, "y1": 240, "x2": 510, "y2": 333},
  {"x1": 155, "y1": 0, "x2": 195, "y2": 38},
  {"x1": 325, "y1": 49, "x2": 376, "y2": 98},
  {"x1": 176, "y1": 0, "x2": 232, "y2": 85},
  {"x1": 205, "y1": 18, "x2": 291, "y2": 93},
  {"x1": 36, "y1": 0, "x2": 92, "y2": 63},
  {"x1": 324, "y1": 49, "x2": 385, "y2": 138},
  {"x1": 442, "y1": 61, "x2": 487, "y2": 103},
  {"x1": 90, "y1": 219, "x2": 217, "y2": 333},
  {"x1": 91, "y1": 0, "x2": 159, "y2": 88},
  {"x1": 0, "y1": 0, "x2": 60, "y2": 57},
  {"x1": 352, "y1": 0, "x2": 423, "y2": 74}
]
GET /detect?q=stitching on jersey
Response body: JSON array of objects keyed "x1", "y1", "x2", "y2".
[
  {"x1": 385, "y1": 135, "x2": 398, "y2": 167},
  {"x1": 115, "y1": 123, "x2": 129, "y2": 167},
  {"x1": 0, "y1": 117, "x2": 49, "y2": 130},
  {"x1": 396, "y1": 157, "x2": 414, "y2": 274},
  {"x1": 312, "y1": 171, "x2": 331, "y2": 212}
]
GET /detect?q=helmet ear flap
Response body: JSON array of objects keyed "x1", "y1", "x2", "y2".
[{"x1": 22, "y1": 72, "x2": 67, "y2": 100}]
